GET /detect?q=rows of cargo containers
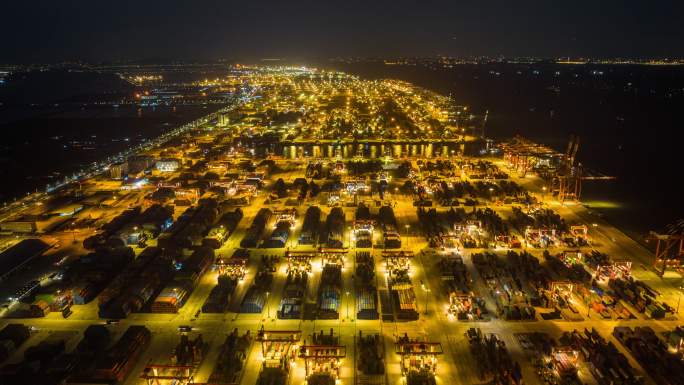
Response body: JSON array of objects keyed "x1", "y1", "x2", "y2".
[
  {"x1": 202, "y1": 208, "x2": 243, "y2": 249},
  {"x1": 317, "y1": 263, "x2": 342, "y2": 319},
  {"x1": 94, "y1": 243, "x2": 213, "y2": 316},
  {"x1": 83, "y1": 204, "x2": 173, "y2": 250},
  {"x1": 239, "y1": 204, "x2": 401, "y2": 250},
  {"x1": 0, "y1": 324, "x2": 31, "y2": 364},
  {"x1": 202, "y1": 249, "x2": 250, "y2": 313},
  {"x1": 98, "y1": 246, "x2": 172, "y2": 318},
  {"x1": 613, "y1": 326, "x2": 682, "y2": 385},
  {"x1": 130, "y1": 198, "x2": 236, "y2": 314},
  {"x1": 157, "y1": 199, "x2": 221, "y2": 251},
  {"x1": 202, "y1": 274, "x2": 238, "y2": 313},
  {"x1": 472, "y1": 252, "x2": 536, "y2": 321},
  {"x1": 150, "y1": 246, "x2": 214, "y2": 313},
  {"x1": 8, "y1": 290, "x2": 72, "y2": 319},
  {"x1": 543, "y1": 249, "x2": 673, "y2": 320},
  {"x1": 72, "y1": 199, "x2": 238, "y2": 317},
  {"x1": 240, "y1": 208, "x2": 273, "y2": 248},
  {"x1": 608, "y1": 278, "x2": 672, "y2": 319},
  {"x1": 378, "y1": 206, "x2": 401, "y2": 249},
  {"x1": 68, "y1": 245, "x2": 135, "y2": 306},
  {"x1": 187, "y1": 207, "x2": 245, "y2": 313},
  {"x1": 0, "y1": 323, "x2": 150, "y2": 385},
  {"x1": 320, "y1": 207, "x2": 345, "y2": 248},
  {"x1": 355, "y1": 251, "x2": 379, "y2": 320},
  {"x1": 561, "y1": 328, "x2": 641, "y2": 385},
  {"x1": 264, "y1": 221, "x2": 292, "y2": 248},
  {"x1": 467, "y1": 327, "x2": 523, "y2": 385},
  {"x1": 278, "y1": 270, "x2": 308, "y2": 319},
  {"x1": 240, "y1": 256, "x2": 276, "y2": 313},
  {"x1": 388, "y1": 280, "x2": 418, "y2": 320},
  {"x1": 298, "y1": 206, "x2": 321, "y2": 245},
  {"x1": 208, "y1": 329, "x2": 252, "y2": 384}
]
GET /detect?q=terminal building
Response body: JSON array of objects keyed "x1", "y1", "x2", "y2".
[
  {"x1": 217, "y1": 113, "x2": 229, "y2": 127},
  {"x1": 155, "y1": 158, "x2": 180, "y2": 172},
  {"x1": 109, "y1": 162, "x2": 128, "y2": 180}
]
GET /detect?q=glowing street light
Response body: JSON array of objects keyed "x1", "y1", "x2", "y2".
[
  {"x1": 266, "y1": 291, "x2": 271, "y2": 320},
  {"x1": 345, "y1": 291, "x2": 350, "y2": 319},
  {"x1": 420, "y1": 280, "x2": 431, "y2": 315}
]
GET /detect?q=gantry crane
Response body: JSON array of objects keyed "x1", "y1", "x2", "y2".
[
  {"x1": 649, "y1": 230, "x2": 684, "y2": 276},
  {"x1": 500, "y1": 136, "x2": 558, "y2": 178},
  {"x1": 553, "y1": 135, "x2": 581, "y2": 202},
  {"x1": 552, "y1": 135, "x2": 615, "y2": 203},
  {"x1": 500, "y1": 135, "x2": 613, "y2": 202}
]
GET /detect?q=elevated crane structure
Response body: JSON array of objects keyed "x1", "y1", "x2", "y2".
[
  {"x1": 553, "y1": 135, "x2": 582, "y2": 203},
  {"x1": 500, "y1": 135, "x2": 615, "y2": 203},
  {"x1": 141, "y1": 364, "x2": 195, "y2": 385},
  {"x1": 142, "y1": 333, "x2": 207, "y2": 385},
  {"x1": 500, "y1": 136, "x2": 560, "y2": 178},
  {"x1": 552, "y1": 135, "x2": 616, "y2": 203},
  {"x1": 649, "y1": 230, "x2": 684, "y2": 276}
]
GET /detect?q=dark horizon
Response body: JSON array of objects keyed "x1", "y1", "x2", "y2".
[
  {"x1": 4, "y1": 0, "x2": 684, "y2": 64},
  {"x1": 7, "y1": 56, "x2": 684, "y2": 68}
]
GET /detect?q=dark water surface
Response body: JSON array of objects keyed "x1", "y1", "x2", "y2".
[
  {"x1": 0, "y1": 104, "x2": 221, "y2": 202},
  {"x1": 325, "y1": 61, "x2": 684, "y2": 237}
]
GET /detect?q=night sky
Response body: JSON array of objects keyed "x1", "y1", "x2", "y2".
[{"x1": 4, "y1": 0, "x2": 684, "y2": 63}]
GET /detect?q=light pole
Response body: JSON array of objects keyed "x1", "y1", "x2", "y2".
[
  {"x1": 421, "y1": 280, "x2": 430, "y2": 315},
  {"x1": 352, "y1": 276, "x2": 356, "y2": 322},
  {"x1": 542, "y1": 186, "x2": 547, "y2": 203},
  {"x1": 345, "y1": 291, "x2": 350, "y2": 320},
  {"x1": 71, "y1": 222, "x2": 77, "y2": 243},
  {"x1": 266, "y1": 291, "x2": 270, "y2": 320},
  {"x1": 405, "y1": 224, "x2": 410, "y2": 249}
]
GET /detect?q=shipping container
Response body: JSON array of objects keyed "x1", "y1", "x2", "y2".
[
  {"x1": 241, "y1": 287, "x2": 266, "y2": 313},
  {"x1": 355, "y1": 252, "x2": 379, "y2": 320},
  {"x1": 379, "y1": 290, "x2": 394, "y2": 321},
  {"x1": 203, "y1": 209, "x2": 243, "y2": 249},
  {"x1": 278, "y1": 271, "x2": 307, "y2": 319},
  {"x1": 88, "y1": 325, "x2": 151, "y2": 383},
  {"x1": 322, "y1": 207, "x2": 345, "y2": 248},
  {"x1": 299, "y1": 206, "x2": 321, "y2": 245},
  {"x1": 202, "y1": 275, "x2": 238, "y2": 313},
  {"x1": 0, "y1": 324, "x2": 30, "y2": 357},
  {"x1": 317, "y1": 264, "x2": 342, "y2": 319},
  {"x1": 241, "y1": 208, "x2": 273, "y2": 248},
  {"x1": 151, "y1": 285, "x2": 189, "y2": 313},
  {"x1": 357, "y1": 288, "x2": 379, "y2": 320},
  {"x1": 76, "y1": 325, "x2": 111, "y2": 355},
  {"x1": 263, "y1": 221, "x2": 291, "y2": 248},
  {"x1": 240, "y1": 256, "x2": 275, "y2": 313}
]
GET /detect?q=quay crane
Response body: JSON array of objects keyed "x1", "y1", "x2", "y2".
[
  {"x1": 552, "y1": 135, "x2": 616, "y2": 203},
  {"x1": 650, "y1": 220, "x2": 684, "y2": 276},
  {"x1": 500, "y1": 135, "x2": 615, "y2": 203}
]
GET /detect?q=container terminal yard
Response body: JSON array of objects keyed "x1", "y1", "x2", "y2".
[{"x1": 1, "y1": 66, "x2": 684, "y2": 385}]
